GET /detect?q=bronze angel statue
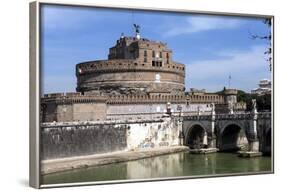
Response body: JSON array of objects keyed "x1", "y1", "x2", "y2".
[{"x1": 133, "y1": 24, "x2": 140, "y2": 34}]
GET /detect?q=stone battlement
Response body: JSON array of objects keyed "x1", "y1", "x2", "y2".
[
  {"x1": 42, "y1": 93, "x2": 187, "y2": 105},
  {"x1": 76, "y1": 59, "x2": 185, "y2": 76},
  {"x1": 107, "y1": 94, "x2": 187, "y2": 104},
  {"x1": 42, "y1": 91, "x2": 243, "y2": 105},
  {"x1": 42, "y1": 93, "x2": 107, "y2": 104},
  {"x1": 189, "y1": 93, "x2": 224, "y2": 104}
]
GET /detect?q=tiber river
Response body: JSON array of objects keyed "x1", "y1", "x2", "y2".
[{"x1": 42, "y1": 152, "x2": 272, "y2": 185}]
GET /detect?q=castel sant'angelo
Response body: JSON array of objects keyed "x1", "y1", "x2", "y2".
[{"x1": 41, "y1": 25, "x2": 245, "y2": 123}]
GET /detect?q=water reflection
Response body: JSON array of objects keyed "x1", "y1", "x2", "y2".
[
  {"x1": 42, "y1": 152, "x2": 271, "y2": 185},
  {"x1": 126, "y1": 153, "x2": 184, "y2": 179}
]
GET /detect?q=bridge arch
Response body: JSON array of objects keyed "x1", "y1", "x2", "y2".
[
  {"x1": 185, "y1": 124, "x2": 207, "y2": 149},
  {"x1": 218, "y1": 123, "x2": 248, "y2": 152}
]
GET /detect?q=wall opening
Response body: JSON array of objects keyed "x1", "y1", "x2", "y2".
[
  {"x1": 185, "y1": 125, "x2": 207, "y2": 149},
  {"x1": 220, "y1": 124, "x2": 248, "y2": 152}
]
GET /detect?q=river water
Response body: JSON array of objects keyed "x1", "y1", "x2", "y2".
[{"x1": 42, "y1": 152, "x2": 272, "y2": 185}]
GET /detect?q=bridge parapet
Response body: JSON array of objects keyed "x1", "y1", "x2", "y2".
[
  {"x1": 183, "y1": 115, "x2": 212, "y2": 121},
  {"x1": 257, "y1": 112, "x2": 271, "y2": 119},
  {"x1": 183, "y1": 113, "x2": 253, "y2": 121},
  {"x1": 183, "y1": 112, "x2": 271, "y2": 121},
  {"x1": 216, "y1": 113, "x2": 252, "y2": 120}
]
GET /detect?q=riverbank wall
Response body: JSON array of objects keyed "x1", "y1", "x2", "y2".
[
  {"x1": 41, "y1": 146, "x2": 189, "y2": 175},
  {"x1": 41, "y1": 117, "x2": 181, "y2": 160}
]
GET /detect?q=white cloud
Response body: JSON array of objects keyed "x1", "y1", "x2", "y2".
[
  {"x1": 186, "y1": 45, "x2": 271, "y2": 92},
  {"x1": 41, "y1": 5, "x2": 106, "y2": 30},
  {"x1": 164, "y1": 16, "x2": 242, "y2": 37}
]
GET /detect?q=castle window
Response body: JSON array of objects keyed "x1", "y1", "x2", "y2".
[
  {"x1": 152, "y1": 61, "x2": 155, "y2": 67},
  {"x1": 160, "y1": 52, "x2": 162, "y2": 58},
  {"x1": 152, "y1": 51, "x2": 155, "y2": 58},
  {"x1": 144, "y1": 50, "x2": 147, "y2": 57},
  {"x1": 155, "y1": 52, "x2": 159, "y2": 58},
  {"x1": 144, "y1": 57, "x2": 147, "y2": 63},
  {"x1": 160, "y1": 62, "x2": 162, "y2": 67},
  {"x1": 155, "y1": 74, "x2": 161, "y2": 83},
  {"x1": 166, "y1": 52, "x2": 169, "y2": 58}
]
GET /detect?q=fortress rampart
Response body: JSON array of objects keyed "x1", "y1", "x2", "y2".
[
  {"x1": 41, "y1": 90, "x2": 243, "y2": 122},
  {"x1": 76, "y1": 59, "x2": 185, "y2": 94},
  {"x1": 76, "y1": 59, "x2": 185, "y2": 76}
]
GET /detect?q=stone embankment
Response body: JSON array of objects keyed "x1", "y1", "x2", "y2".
[{"x1": 41, "y1": 146, "x2": 189, "y2": 175}]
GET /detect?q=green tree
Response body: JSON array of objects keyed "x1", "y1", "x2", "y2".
[
  {"x1": 250, "y1": 18, "x2": 272, "y2": 71},
  {"x1": 237, "y1": 90, "x2": 271, "y2": 111}
]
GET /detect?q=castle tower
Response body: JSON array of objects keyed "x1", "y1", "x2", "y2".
[
  {"x1": 223, "y1": 89, "x2": 238, "y2": 105},
  {"x1": 76, "y1": 27, "x2": 186, "y2": 95}
]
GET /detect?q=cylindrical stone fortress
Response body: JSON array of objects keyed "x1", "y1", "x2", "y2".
[{"x1": 76, "y1": 36, "x2": 186, "y2": 95}]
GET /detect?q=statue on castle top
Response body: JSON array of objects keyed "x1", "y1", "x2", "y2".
[{"x1": 133, "y1": 24, "x2": 140, "y2": 34}]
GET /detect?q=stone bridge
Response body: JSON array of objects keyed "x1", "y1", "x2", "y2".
[{"x1": 182, "y1": 111, "x2": 271, "y2": 154}]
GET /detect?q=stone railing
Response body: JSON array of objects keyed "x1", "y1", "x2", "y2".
[
  {"x1": 257, "y1": 112, "x2": 271, "y2": 119},
  {"x1": 215, "y1": 113, "x2": 252, "y2": 120},
  {"x1": 183, "y1": 112, "x2": 271, "y2": 121}
]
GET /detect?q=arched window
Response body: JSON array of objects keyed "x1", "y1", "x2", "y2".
[{"x1": 152, "y1": 51, "x2": 155, "y2": 58}]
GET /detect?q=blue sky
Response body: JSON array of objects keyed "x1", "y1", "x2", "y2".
[{"x1": 41, "y1": 4, "x2": 271, "y2": 94}]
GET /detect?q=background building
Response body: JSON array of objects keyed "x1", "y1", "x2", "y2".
[{"x1": 251, "y1": 79, "x2": 271, "y2": 95}]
